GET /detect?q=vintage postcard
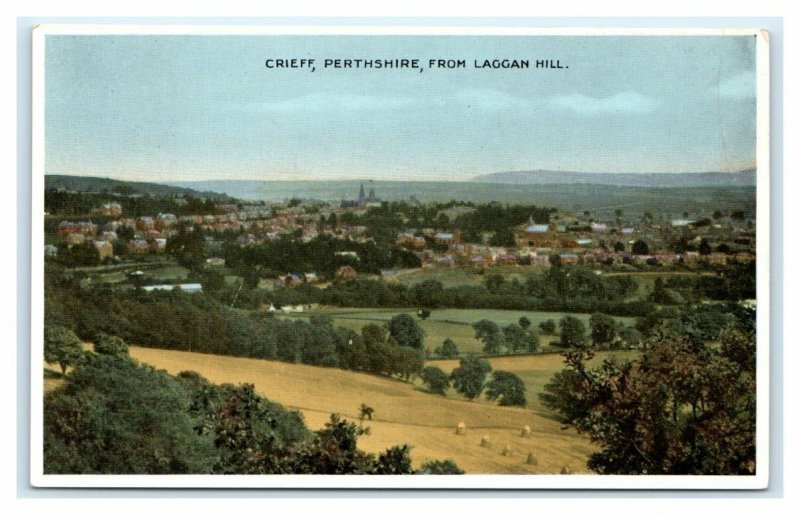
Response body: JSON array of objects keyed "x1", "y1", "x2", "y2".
[{"x1": 30, "y1": 25, "x2": 769, "y2": 489}]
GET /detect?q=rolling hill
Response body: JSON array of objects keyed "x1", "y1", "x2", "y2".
[
  {"x1": 121, "y1": 346, "x2": 600, "y2": 474},
  {"x1": 45, "y1": 174, "x2": 237, "y2": 201},
  {"x1": 471, "y1": 169, "x2": 757, "y2": 187}
]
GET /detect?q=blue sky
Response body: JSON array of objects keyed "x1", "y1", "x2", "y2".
[{"x1": 45, "y1": 35, "x2": 757, "y2": 182}]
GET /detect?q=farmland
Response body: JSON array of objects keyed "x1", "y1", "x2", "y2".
[
  {"x1": 123, "y1": 345, "x2": 608, "y2": 474},
  {"x1": 278, "y1": 306, "x2": 637, "y2": 355}
]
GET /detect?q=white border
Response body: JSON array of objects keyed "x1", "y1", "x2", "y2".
[{"x1": 29, "y1": 24, "x2": 770, "y2": 490}]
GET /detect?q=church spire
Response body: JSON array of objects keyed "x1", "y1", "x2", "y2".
[{"x1": 358, "y1": 182, "x2": 366, "y2": 204}]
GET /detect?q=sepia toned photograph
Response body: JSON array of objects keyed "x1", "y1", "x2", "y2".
[{"x1": 30, "y1": 25, "x2": 769, "y2": 489}]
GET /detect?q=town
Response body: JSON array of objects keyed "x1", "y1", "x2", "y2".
[{"x1": 45, "y1": 182, "x2": 756, "y2": 286}]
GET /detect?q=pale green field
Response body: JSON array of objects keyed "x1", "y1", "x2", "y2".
[{"x1": 282, "y1": 307, "x2": 636, "y2": 356}]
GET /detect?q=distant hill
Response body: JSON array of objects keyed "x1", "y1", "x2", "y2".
[
  {"x1": 471, "y1": 170, "x2": 757, "y2": 188},
  {"x1": 45, "y1": 175, "x2": 236, "y2": 201},
  {"x1": 162, "y1": 179, "x2": 755, "y2": 218}
]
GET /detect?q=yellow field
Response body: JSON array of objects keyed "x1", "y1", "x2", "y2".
[{"x1": 125, "y1": 346, "x2": 599, "y2": 474}]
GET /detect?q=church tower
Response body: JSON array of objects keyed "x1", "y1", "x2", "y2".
[{"x1": 358, "y1": 182, "x2": 366, "y2": 205}]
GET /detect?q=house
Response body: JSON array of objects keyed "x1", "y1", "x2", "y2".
[
  {"x1": 205, "y1": 257, "x2": 226, "y2": 267},
  {"x1": 44, "y1": 244, "x2": 58, "y2": 258},
  {"x1": 142, "y1": 283, "x2": 203, "y2": 293},
  {"x1": 155, "y1": 213, "x2": 178, "y2": 229},
  {"x1": 127, "y1": 239, "x2": 149, "y2": 254},
  {"x1": 558, "y1": 253, "x2": 579, "y2": 265},
  {"x1": 93, "y1": 240, "x2": 114, "y2": 260},
  {"x1": 97, "y1": 202, "x2": 122, "y2": 216},
  {"x1": 152, "y1": 238, "x2": 167, "y2": 253},
  {"x1": 433, "y1": 232, "x2": 459, "y2": 246},
  {"x1": 136, "y1": 217, "x2": 155, "y2": 231},
  {"x1": 590, "y1": 222, "x2": 608, "y2": 233},
  {"x1": 303, "y1": 272, "x2": 320, "y2": 284},
  {"x1": 379, "y1": 270, "x2": 399, "y2": 282},
  {"x1": 335, "y1": 265, "x2": 358, "y2": 282},
  {"x1": 65, "y1": 233, "x2": 85, "y2": 247},
  {"x1": 334, "y1": 251, "x2": 360, "y2": 261},
  {"x1": 496, "y1": 253, "x2": 518, "y2": 266},
  {"x1": 277, "y1": 274, "x2": 303, "y2": 288},
  {"x1": 529, "y1": 254, "x2": 551, "y2": 267}
]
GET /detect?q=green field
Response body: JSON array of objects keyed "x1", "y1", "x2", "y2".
[{"x1": 281, "y1": 306, "x2": 636, "y2": 355}]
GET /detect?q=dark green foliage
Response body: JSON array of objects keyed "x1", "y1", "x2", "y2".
[
  {"x1": 44, "y1": 353, "x2": 219, "y2": 474},
  {"x1": 484, "y1": 370, "x2": 527, "y2": 407},
  {"x1": 289, "y1": 414, "x2": 416, "y2": 474},
  {"x1": 557, "y1": 316, "x2": 586, "y2": 348},
  {"x1": 542, "y1": 324, "x2": 756, "y2": 475},
  {"x1": 420, "y1": 366, "x2": 450, "y2": 395},
  {"x1": 539, "y1": 319, "x2": 557, "y2": 335},
  {"x1": 418, "y1": 459, "x2": 465, "y2": 474},
  {"x1": 191, "y1": 382, "x2": 311, "y2": 474},
  {"x1": 44, "y1": 325, "x2": 85, "y2": 375},
  {"x1": 539, "y1": 367, "x2": 595, "y2": 423},
  {"x1": 57, "y1": 242, "x2": 100, "y2": 267},
  {"x1": 450, "y1": 356, "x2": 492, "y2": 400},
  {"x1": 518, "y1": 316, "x2": 531, "y2": 329},
  {"x1": 588, "y1": 313, "x2": 617, "y2": 348},
  {"x1": 473, "y1": 319, "x2": 504, "y2": 355},
  {"x1": 502, "y1": 323, "x2": 538, "y2": 353},
  {"x1": 44, "y1": 354, "x2": 433, "y2": 475},
  {"x1": 93, "y1": 333, "x2": 128, "y2": 356},
  {"x1": 387, "y1": 314, "x2": 426, "y2": 351},
  {"x1": 632, "y1": 240, "x2": 650, "y2": 255},
  {"x1": 489, "y1": 227, "x2": 515, "y2": 247},
  {"x1": 434, "y1": 338, "x2": 460, "y2": 359}
]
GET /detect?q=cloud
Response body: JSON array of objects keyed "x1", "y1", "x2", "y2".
[
  {"x1": 548, "y1": 92, "x2": 659, "y2": 115},
  {"x1": 715, "y1": 71, "x2": 756, "y2": 100}
]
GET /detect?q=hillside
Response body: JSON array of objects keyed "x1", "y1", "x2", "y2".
[
  {"x1": 45, "y1": 174, "x2": 236, "y2": 201},
  {"x1": 124, "y1": 346, "x2": 599, "y2": 474},
  {"x1": 471, "y1": 170, "x2": 757, "y2": 187}
]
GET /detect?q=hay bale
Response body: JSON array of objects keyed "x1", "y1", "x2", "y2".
[
  {"x1": 455, "y1": 422, "x2": 466, "y2": 435},
  {"x1": 560, "y1": 465, "x2": 573, "y2": 475},
  {"x1": 479, "y1": 436, "x2": 491, "y2": 448},
  {"x1": 501, "y1": 444, "x2": 512, "y2": 457},
  {"x1": 526, "y1": 452, "x2": 538, "y2": 466},
  {"x1": 520, "y1": 425, "x2": 532, "y2": 438}
]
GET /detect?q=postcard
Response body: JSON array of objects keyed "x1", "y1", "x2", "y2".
[{"x1": 30, "y1": 25, "x2": 769, "y2": 489}]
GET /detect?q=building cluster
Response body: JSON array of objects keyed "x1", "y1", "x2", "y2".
[
  {"x1": 46, "y1": 184, "x2": 756, "y2": 277},
  {"x1": 398, "y1": 215, "x2": 756, "y2": 270}
]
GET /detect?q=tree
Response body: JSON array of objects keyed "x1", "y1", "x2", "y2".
[
  {"x1": 44, "y1": 325, "x2": 85, "y2": 375},
  {"x1": 589, "y1": 313, "x2": 617, "y2": 348},
  {"x1": 518, "y1": 316, "x2": 531, "y2": 329},
  {"x1": 613, "y1": 241, "x2": 626, "y2": 253},
  {"x1": 420, "y1": 366, "x2": 450, "y2": 395},
  {"x1": 472, "y1": 319, "x2": 504, "y2": 355},
  {"x1": 484, "y1": 370, "x2": 527, "y2": 406},
  {"x1": 93, "y1": 333, "x2": 129, "y2": 356},
  {"x1": 557, "y1": 316, "x2": 586, "y2": 348},
  {"x1": 387, "y1": 314, "x2": 425, "y2": 351},
  {"x1": 712, "y1": 210, "x2": 724, "y2": 220},
  {"x1": 699, "y1": 238, "x2": 712, "y2": 256},
  {"x1": 484, "y1": 274, "x2": 505, "y2": 293},
  {"x1": 434, "y1": 338, "x2": 459, "y2": 359},
  {"x1": 543, "y1": 331, "x2": 756, "y2": 475},
  {"x1": 418, "y1": 459, "x2": 465, "y2": 474},
  {"x1": 450, "y1": 356, "x2": 492, "y2": 400},
  {"x1": 539, "y1": 319, "x2": 557, "y2": 335},
  {"x1": 417, "y1": 309, "x2": 431, "y2": 320},
  {"x1": 502, "y1": 323, "x2": 538, "y2": 353},
  {"x1": 489, "y1": 228, "x2": 515, "y2": 247},
  {"x1": 632, "y1": 240, "x2": 649, "y2": 255}
]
